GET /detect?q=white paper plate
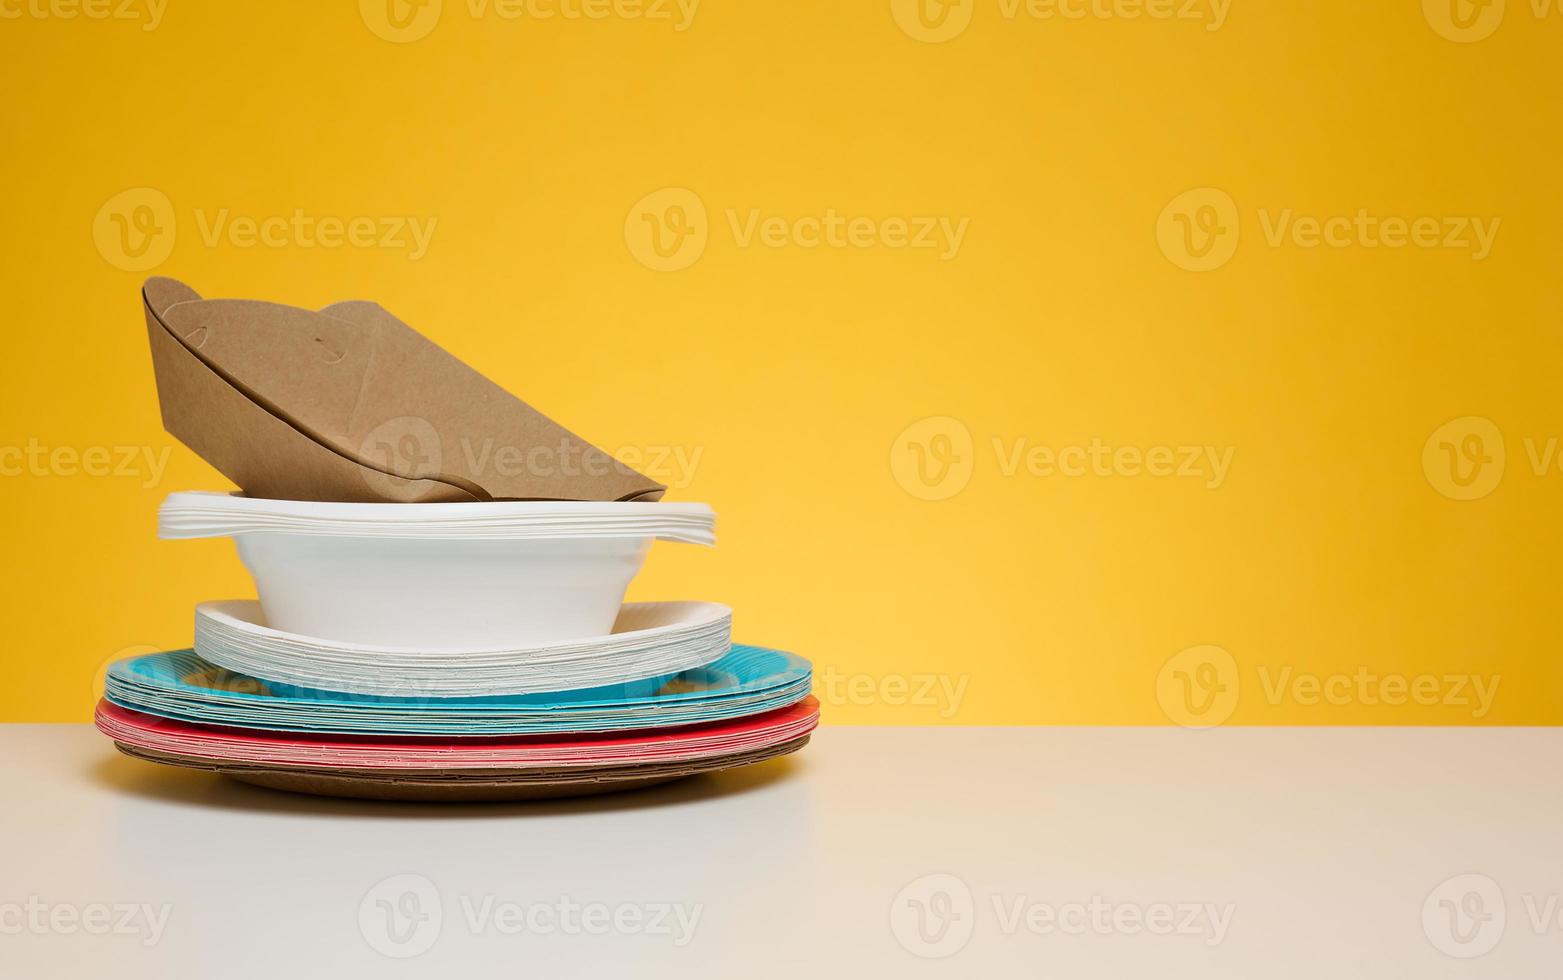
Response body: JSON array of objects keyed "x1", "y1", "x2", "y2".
[
  {"x1": 193, "y1": 600, "x2": 732, "y2": 697},
  {"x1": 159, "y1": 491, "x2": 716, "y2": 543}
]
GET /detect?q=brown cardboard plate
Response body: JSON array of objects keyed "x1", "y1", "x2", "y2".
[
  {"x1": 112, "y1": 735, "x2": 809, "y2": 802},
  {"x1": 143, "y1": 278, "x2": 664, "y2": 503}
]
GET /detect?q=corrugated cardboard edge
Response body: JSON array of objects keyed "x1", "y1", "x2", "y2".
[
  {"x1": 143, "y1": 278, "x2": 476, "y2": 502},
  {"x1": 114, "y1": 736, "x2": 809, "y2": 802},
  {"x1": 229, "y1": 771, "x2": 688, "y2": 801}
]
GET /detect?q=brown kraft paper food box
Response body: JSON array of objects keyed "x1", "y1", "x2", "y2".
[{"x1": 142, "y1": 277, "x2": 665, "y2": 503}]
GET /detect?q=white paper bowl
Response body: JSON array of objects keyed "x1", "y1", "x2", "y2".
[
  {"x1": 189, "y1": 599, "x2": 733, "y2": 696},
  {"x1": 159, "y1": 493, "x2": 716, "y2": 648}
]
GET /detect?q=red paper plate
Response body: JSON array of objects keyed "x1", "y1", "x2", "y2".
[{"x1": 96, "y1": 697, "x2": 819, "y2": 770}]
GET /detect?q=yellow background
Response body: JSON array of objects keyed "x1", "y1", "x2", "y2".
[{"x1": 1, "y1": 0, "x2": 1558, "y2": 724}]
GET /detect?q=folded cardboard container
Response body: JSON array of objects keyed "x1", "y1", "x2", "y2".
[{"x1": 143, "y1": 277, "x2": 664, "y2": 503}]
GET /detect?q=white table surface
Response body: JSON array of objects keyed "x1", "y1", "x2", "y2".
[{"x1": 0, "y1": 724, "x2": 1556, "y2": 978}]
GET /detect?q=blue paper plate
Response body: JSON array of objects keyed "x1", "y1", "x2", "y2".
[{"x1": 105, "y1": 645, "x2": 813, "y2": 736}]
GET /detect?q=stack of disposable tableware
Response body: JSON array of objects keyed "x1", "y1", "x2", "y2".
[
  {"x1": 94, "y1": 278, "x2": 817, "y2": 801},
  {"x1": 104, "y1": 646, "x2": 813, "y2": 736}
]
